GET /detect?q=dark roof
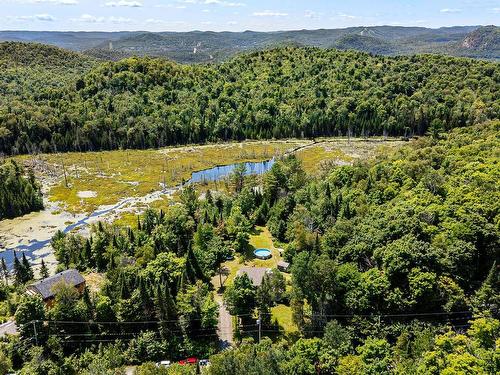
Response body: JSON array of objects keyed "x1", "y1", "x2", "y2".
[
  {"x1": 27, "y1": 269, "x2": 85, "y2": 300},
  {"x1": 237, "y1": 267, "x2": 269, "y2": 286},
  {"x1": 277, "y1": 261, "x2": 290, "y2": 268}
]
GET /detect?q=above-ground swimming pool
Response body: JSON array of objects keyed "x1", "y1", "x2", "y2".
[{"x1": 254, "y1": 248, "x2": 272, "y2": 260}]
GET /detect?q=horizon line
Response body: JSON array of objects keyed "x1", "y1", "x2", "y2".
[{"x1": 0, "y1": 24, "x2": 493, "y2": 34}]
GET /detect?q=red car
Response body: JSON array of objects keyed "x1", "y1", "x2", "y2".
[{"x1": 178, "y1": 357, "x2": 198, "y2": 365}]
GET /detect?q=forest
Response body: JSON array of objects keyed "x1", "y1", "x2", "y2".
[
  {"x1": 0, "y1": 43, "x2": 499, "y2": 155},
  {"x1": 0, "y1": 120, "x2": 498, "y2": 374},
  {"x1": 0, "y1": 160, "x2": 43, "y2": 220}
]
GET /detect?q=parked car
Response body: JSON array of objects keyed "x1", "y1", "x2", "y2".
[
  {"x1": 156, "y1": 360, "x2": 171, "y2": 368},
  {"x1": 199, "y1": 359, "x2": 210, "y2": 367},
  {"x1": 178, "y1": 357, "x2": 198, "y2": 365}
]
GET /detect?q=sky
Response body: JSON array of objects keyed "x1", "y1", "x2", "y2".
[{"x1": 0, "y1": 0, "x2": 499, "y2": 32}]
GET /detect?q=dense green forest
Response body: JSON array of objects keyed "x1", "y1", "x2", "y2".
[
  {"x1": 0, "y1": 160, "x2": 43, "y2": 220},
  {"x1": 0, "y1": 121, "x2": 497, "y2": 374},
  {"x1": 0, "y1": 43, "x2": 498, "y2": 155}
]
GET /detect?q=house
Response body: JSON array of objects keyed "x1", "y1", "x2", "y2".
[
  {"x1": 236, "y1": 267, "x2": 270, "y2": 287},
  {"x1": 26, "y1": 269, "x2": 86, "y2": 307},
  {"x1": 277, "y1": 261, "x2": 290, "y2": 273}
]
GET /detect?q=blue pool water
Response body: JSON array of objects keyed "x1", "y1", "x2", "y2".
[{"x1": 254, "y1": 248, "x2": 272, "y2": 259}]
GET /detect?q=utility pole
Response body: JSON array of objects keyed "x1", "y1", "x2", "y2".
[
  {"x1": 33, "y1": 320, "x2": 38, "y2": 346},
  {"x1": 257, "y1": 312, "x2": 262, "y2": 343}
]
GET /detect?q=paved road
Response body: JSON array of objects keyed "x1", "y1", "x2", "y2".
[
  {"x1": 217, "y1": 299, "x2": 233, "y2": 349},
  {"x1": 0, "y1": 320, "x2": 18, "y2": 336}
]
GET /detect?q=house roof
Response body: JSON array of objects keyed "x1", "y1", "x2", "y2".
[
  {"x1": 277, "y1": 261, "x2": 290, "y2": 269},
  {"x1": 237, "y1": 267, "x2": 270, "y2": 287},
  {"x1": 27, "y1": 269, "x2": 85, "y2": 300}
]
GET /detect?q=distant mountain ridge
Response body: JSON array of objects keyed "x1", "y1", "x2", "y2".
[{"x1": 0, "y1": 25, "x2": 498, "y2": 63}]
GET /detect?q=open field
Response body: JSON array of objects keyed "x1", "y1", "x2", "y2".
[
  {"x1": 25, "y1": 141, "x2": 306, "y2": 214},
  {"x1": 15, "y1": 137, "x2": 403, "y2": 215}
]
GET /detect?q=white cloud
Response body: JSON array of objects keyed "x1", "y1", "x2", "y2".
[
  {"x1": 440, "y1": 8, "x2": 462, "y2": 13},
  {"x1": 178, "y1": 0, "x2": 245, "y2": 7},
  {"x1": 7, "y1": 13, "x2": 56, "y2": 21},
  {"x1": 145, "y1": 18, "x2": 186, "y2": 25},
  {"x1": 227, "y1": 21, "x2": 237, "y2": 25},
  {"x1": 304, "y1": 10, "x2": 322, "y2": 19},
  {"x1": 109, "y1": 16, "x2": 133, "y2": 23},
  {"x1": 71, "y1": 14, "x2": 105, "y2": 22},
  {"x1": 105, "y1": 0, "x2": 142, "y2": 7},
  {"x1": 154, "y1": 4, "x2": 186, "y2": 9},
  {"x1": 71, "y1": 14, "x2": 132, "y2": 23},
  {"x1": 253, "y1": 10, "x2": 288, "y2": 17},
  {"x1": 330, "y1": 11, "x2": 359, "y2": 20},
  {"x1": 9, "y1": 0, "x2": 78, "y2": 4}
]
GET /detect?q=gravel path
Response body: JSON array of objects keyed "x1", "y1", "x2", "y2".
[
  {"x1": 0, "y1": 320, "x2": 18, "y2": 337},
  {"x1": 217, "y1": 298, "x2": 233, "y2": 349}
]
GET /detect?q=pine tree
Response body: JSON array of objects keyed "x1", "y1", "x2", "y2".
[
  {"x1": 1, "y1": 258, "x2": 8, "y2": 286},
  {"x1": 13, "y1": 252, "x2": 22, "y2": 285},
  {"x1": 21, "y1": 253, "x2": 34, "y2": 282},
  {"x1": 83, "y1": 238, "x2": 92, "y2": 267},
  {"x1": 187, "y1": 246, "x2": 205, "y2": 281},
  {"x1": 40, "y1": 259, "x2": 49, "y2": 279}
]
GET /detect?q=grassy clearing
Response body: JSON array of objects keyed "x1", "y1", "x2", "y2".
[
  {"x1": 296, "y1": 139, "x2": 405, "y2": 174},
  {"x1": 211, "y1": 226, "x2": 283, "y2": 290},
  {"x1": 32, "y1": 141, "x2": 304, "y2": 213},
  {"x1": 271, "y1": 304, "x2": 298, "y2": 333},
  {"x1": 16, "y1": 138, "x2": 403, "y2": 214}
]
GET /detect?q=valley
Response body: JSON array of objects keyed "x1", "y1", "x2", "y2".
[
  {"x1": 0, "y1": 6, "x2": 498, "y2": 372},
  {"x1": 0, "y1": 137, "x2": 402, "y2": 272}
]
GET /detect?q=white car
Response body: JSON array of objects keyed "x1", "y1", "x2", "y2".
[{"x1": 156, "y1": 360, "x2": 172, "y2": 368}]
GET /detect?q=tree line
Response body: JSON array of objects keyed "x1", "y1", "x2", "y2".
[
  {"x1": 0, "y1": 44, "x2": 498, "y2": 155},
  {"x1": 0, "y1": 160, "x2": 43, "y2": 220}
]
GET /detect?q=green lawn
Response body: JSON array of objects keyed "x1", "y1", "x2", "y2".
[
  {"x1": 212, "y1": 226, "x2": 283, "y2": 290},
  {"x1": 271, "y1": 304, "x2": 298, "y2": 333}
]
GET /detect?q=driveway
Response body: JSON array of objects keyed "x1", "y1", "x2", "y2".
[
  {"x1": 0, "y1": 320, "x2": 18, "y2": 337},
  {"x1": 217, "y1": 298, "x2": 233, "y2": 349}
]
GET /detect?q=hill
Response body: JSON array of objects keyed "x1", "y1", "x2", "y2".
[
  {"x1": 0, "y1": 41, "x2": 94, "y2": 69},
  {"x1": 459, "y1": 25, "x2": 500, "y2": 58},
  {"x1": 1, "y1": 26, "x2": 498, "y2": 64},
  {"x1": 333, "y1": 34, "x2": 396, "y2": 55},
  {"x1": 0, "y1": 44, "x2": 498, "y2": 155}
]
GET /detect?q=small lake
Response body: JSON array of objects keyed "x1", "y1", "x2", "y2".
[
  {"x1": 1, "y1": 159, "x2": 275, "y2": 268},
  {"x1": 188, "y1": 159, "x2": 275, "y2": 184}
]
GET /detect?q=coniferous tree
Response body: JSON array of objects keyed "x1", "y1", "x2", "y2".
[
  {"x1": 21, "y1": 253, "x2": 33, "y2": 282},
  {"x1": 1, "y1": 258, "x2": 7, "y2": 285},
  {"x1": 39, "y1": 259, "x2": 49, "y2": 279},
  {"x1": 13, "y1": 252, "x2": 24, "y2": 285}
]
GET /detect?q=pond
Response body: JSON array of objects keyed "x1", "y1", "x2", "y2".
[{"x1": 188, "y1": 159, "x2": 275, "y2": 184}]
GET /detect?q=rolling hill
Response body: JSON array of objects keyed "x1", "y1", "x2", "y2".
[
  {"x1": 0, "y1": 25, "x2": 497, "y2": 64},
  {"x1": 0, "y1": 42, "x2": 498, "y2": 156}
]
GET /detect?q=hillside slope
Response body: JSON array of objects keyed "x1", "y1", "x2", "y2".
[
  {"x1": 1, "y1": 26, "x2": 497, "y2": 64},
  {"x1": 0, "y1": 44, "x2": 498, "y2": 155}
]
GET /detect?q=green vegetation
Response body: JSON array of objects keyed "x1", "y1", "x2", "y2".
[
  {"x1": 0, "y1": 160, "x2": 43, "y2": 220},
  {"x1": 1, "y1": 26, "x2": 497, "y2": 63},
  {"x1": 0, "y1": 38, "x2": 498, "y2": 374},
  {"x1": 40, "y1": 141, "x2": 299, "y2": 213},
  {"x1": 1, "y1": 121, "x2": 497, "y2": 374},
  {"x1": 1, "y1": 44, "x2": 498, "y2": 155}
]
